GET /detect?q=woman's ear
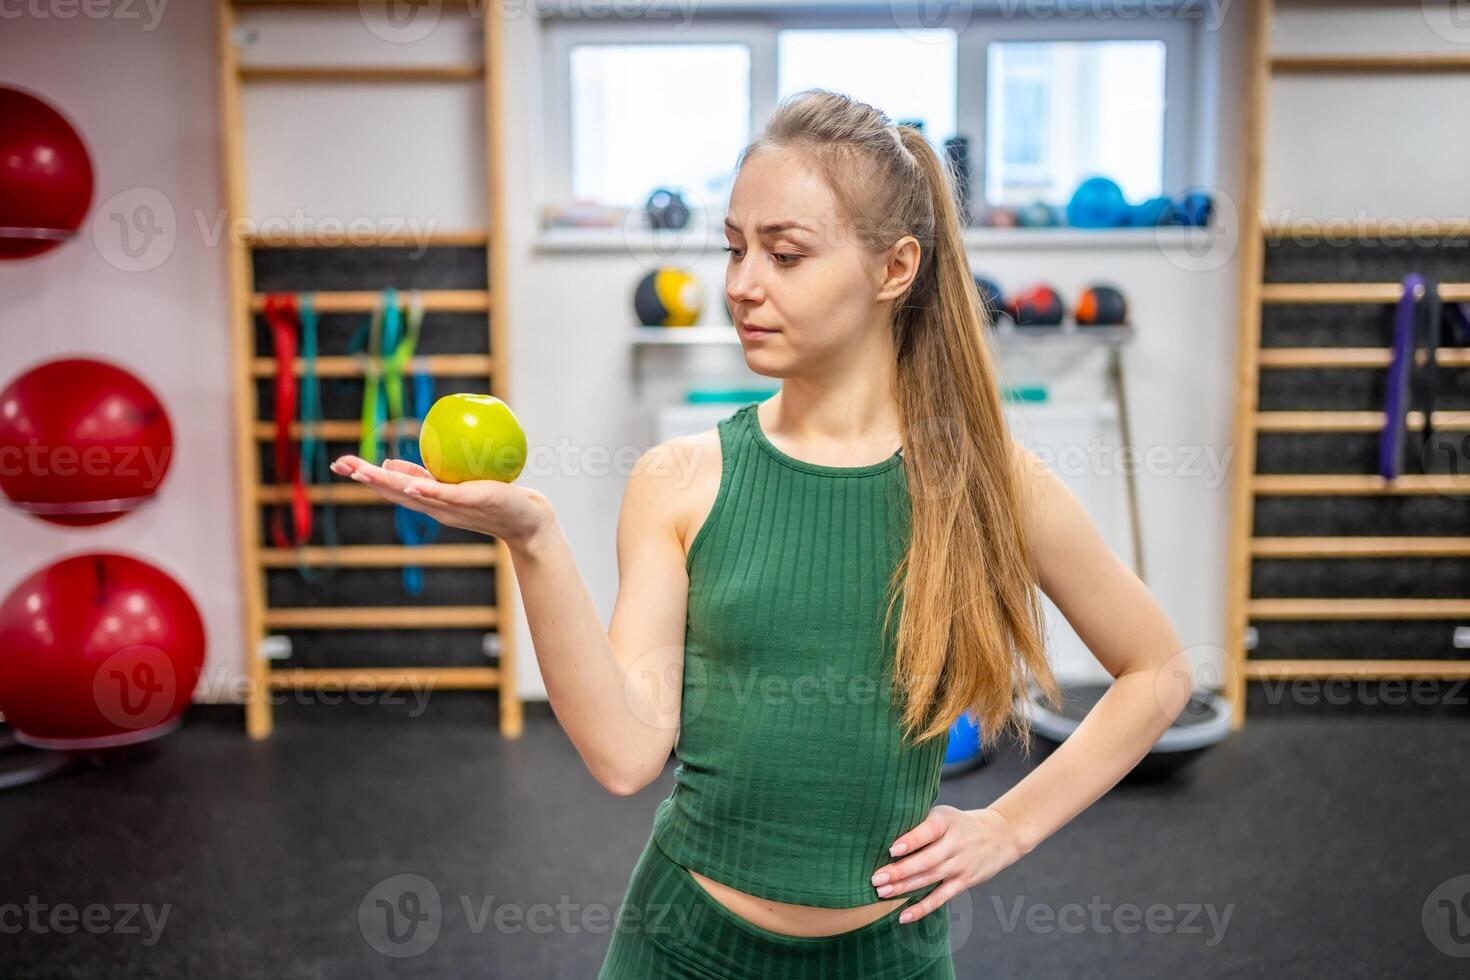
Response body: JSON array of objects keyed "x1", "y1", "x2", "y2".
[{"x1": 875, "y1": 235, "x2": 922, "y2": 302}]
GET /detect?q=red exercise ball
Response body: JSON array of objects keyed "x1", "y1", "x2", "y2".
[
  {"x1": 0, "y1": 358, "x2": 174, "y2": 526},
  {"x1": 0, "y1": 86, "x2": 95, "y2": 260},
  {"x1": 0, "y1": 554, "x2": 205, "y2": 749}
]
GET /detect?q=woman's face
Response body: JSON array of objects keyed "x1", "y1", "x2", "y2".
[{"x1": 723, "y1": 147, "x2": 897, "y2": 377}]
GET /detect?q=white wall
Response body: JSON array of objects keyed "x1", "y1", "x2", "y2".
[{"x1": 2, "y1": 2, "x2": 1454, "y2": 707}]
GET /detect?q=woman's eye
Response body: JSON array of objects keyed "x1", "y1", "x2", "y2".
[
  {"x1": 773, "y1": 253, "x2": 800, "y2": 265},
  {"x1": 723, "y1": 246, "x2": 742, "y2": 258}
]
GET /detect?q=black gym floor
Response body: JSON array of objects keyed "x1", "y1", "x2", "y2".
[{"x1": 1, "y1": 694, "x2": 1465, "y2": 979}]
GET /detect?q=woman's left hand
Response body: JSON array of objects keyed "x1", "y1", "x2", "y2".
[{"x1": 870, "y1": 804, "x2": 1030, "y2": 924}]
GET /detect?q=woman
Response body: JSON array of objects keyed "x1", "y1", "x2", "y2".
[{"x1": 332, "y1": 90, "x2": 1193, "y2": 979}]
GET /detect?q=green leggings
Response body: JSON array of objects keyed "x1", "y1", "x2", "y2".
[{"x1": 597, "y1": 829, "x2": 956, "y2": 980}]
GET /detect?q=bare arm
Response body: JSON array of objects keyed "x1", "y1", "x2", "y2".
[
  {"x1": 329, "y1": 445, "x2": 693, "y2": 796},
  {"x1": 987, "y1": 443, "x2": 1195, "y2": 853},
  {"x1": 508, "y1": 444, "x2": 691, "y2": 795}
]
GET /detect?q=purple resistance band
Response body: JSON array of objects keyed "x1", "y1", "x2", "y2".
[
  {"x1": 1379, "y1": 276, "x2": 1470, "y2": 480},
  {"x1": 1379, "y1": 273, "x2": 1425, "y2": 480}
]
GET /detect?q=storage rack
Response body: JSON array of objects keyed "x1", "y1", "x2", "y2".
[
  {"x1": 1224, "y1": 0, "x2": 1470, "y2": 726},
  {"x1": 217, "y1": 0, "x2": 521, "y2": 739}
]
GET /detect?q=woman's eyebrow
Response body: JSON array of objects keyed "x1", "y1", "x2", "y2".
[{"x1": 724, "y1": 217, "x2": 816, "y2": 236}]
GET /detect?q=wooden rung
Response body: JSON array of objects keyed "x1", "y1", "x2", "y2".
[
  {"x1": 1253, "y1": 474, "x2": 1470, "y2": 495},
  {"x1": 249, "y1": 290, "x2": 490, "y2": 313},
  {"x1": 1258, "y1": 348, "x2": 1470, "y2": 369},
  {"x1": 1251, "y1": 537, "x2": 1470, "y2": 558},
  {"x1": 1248, "y1": 598, "x2": 1470, "y2": 620},
  {"x1": 264, "y1": 606, "x2": 498, "y2": 630},
  {"x1": 1254, "y1": 410, "x2": 1470, "y2": 433},
  {"x1": 259, "y1": 485, "x2": 380, "y2": 505},
  {"x1": 240, "y1": 65, "x2": 485, "y2": 83},
  {"x1": 243, "y1": 229, "x2": 487, "y2": 249},
  {"x1": 1262, "y1": 218, "x2": 1470, "y2": 240},
  {"x1": 1244, "y1": 659, "x2": 1470, "y2": 680},
  {"x1": 1270, "y1": 54, "x2": 1470, "y2": 74},
  {"x1": 260, "y1": 544, "x2": 497, "y2": 567},
  {"x1": 251, "y1": 354, "x2": 492, "y2": 378},
  {"x1": 1261, "y1": 282, "x2": 1470, "y2": 304},
  {"x1": 265, "y1": 667, "x2": 500, "y2": 691},
  {"x1": 254, "y1": 420, "x2": 421, "y2": 441}
]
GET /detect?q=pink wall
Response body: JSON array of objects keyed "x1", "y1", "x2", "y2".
[{"x1": 0, "y1": 3, "x2": 247, "y2": 700}]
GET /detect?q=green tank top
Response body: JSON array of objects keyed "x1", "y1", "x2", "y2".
[{"x1": 651, "y1": 401, "x2": 949, "y2": 908}]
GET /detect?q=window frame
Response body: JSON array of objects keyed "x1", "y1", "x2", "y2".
[{"x1": 542, "y1": 11, "x2": 1198, "y2": 218}]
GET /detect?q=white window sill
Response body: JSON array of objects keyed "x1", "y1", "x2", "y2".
[{"x1": 532, "y1": 225, "x2": 1204, "y2": 254}]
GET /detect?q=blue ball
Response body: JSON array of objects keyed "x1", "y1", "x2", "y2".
[
  {"x1": 941, "y1": 711, "x2": 985, "y2": 777},
  {"x1": 1066, "y1": 176, "x2": 1130, "y2": 228},
  {"x1": 1129, "y1": 196, "x2": 1175, "y2": 227},
  {"x1": 1171, "y1": 190, "x2": 1214, "y2": 227},
  {"x1": 1017, "y1": 199, "x2": 1060, "y2": 228}
]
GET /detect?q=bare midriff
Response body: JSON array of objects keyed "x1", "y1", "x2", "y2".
[{"x1": 683, "y1": 867, "x2": 907, "y2": 937}]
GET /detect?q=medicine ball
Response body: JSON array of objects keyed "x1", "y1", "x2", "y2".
[
  {"x1": 982, "y1": 206, "x2": 1019, "y2": 229},
  {"x1": 634, "y1": 267, "x2": 704, "y2": 327},
  {"x1": 643, "y1": 187, "x2": 691, "y2": 231},
  {"x1": 1076, "y1": 285, "x2": 1129, "y2": 326},
  {"x1": 1129, "y1": 196, "x2": 1174, "y2": 227},
  {"x1": 941, "y1": 711, "x2": 985, "y2": 778},
  {"x1": 972, "y1": 274, "x2": 1006, "y2": 325},
  {"x1": 1171, "y1": 190, "x2": 1214, "y2": 227},
  {"x1": 1008, "y1": 284, "x2": 1065, "y2": 327},
  {"x1": 1066, "y1": 176, "x2": 1130, "y2": 229},
  {"x1": 1017, "y1": 200, "x2": 1059, "y2": 228}
]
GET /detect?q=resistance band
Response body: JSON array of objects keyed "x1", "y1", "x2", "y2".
[
  {"x1": 385, "y1": 291, "x2": 441, "y2": 595},
  {"x1": 1380, "y1": 275, "x2": 1470, "y2": 480},
  {"x1": 264, "y1": 294, "x2": 312, "y2": 548},
  {"x1": 296, "y1": 293, "x2": 339, "y2": 581}
]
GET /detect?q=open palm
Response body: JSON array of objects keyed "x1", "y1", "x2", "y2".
[{"x1": 330, "y1": 455, "x2": 552, "y2": 546}]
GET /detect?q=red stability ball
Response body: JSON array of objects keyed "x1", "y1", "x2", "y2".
[
  {"x1": 0, "y1": 86, "x2": 95, "y2": 260},
  {"x1": 0, "y1": 554, "x2": 206, "y2": 749},
  {"x1": 0, "y1": 358, "x2": 174, "y2": 526}
]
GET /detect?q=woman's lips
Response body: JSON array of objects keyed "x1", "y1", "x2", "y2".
[{"x1": 739, "y1": 323, "x2": 777, "y2": 340}]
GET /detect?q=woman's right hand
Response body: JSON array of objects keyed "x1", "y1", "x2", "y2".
[{"x1": 330, "y1": 455, "x2": 555, "y2": 551}]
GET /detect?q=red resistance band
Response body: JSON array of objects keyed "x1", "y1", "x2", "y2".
[{"x1": 264, "y1": 293, "x2": 312, "y2": 548}]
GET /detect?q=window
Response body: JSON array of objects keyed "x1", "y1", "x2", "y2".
[
  {"x1": 985, "y1": 40, "x2": 1167, "y2": 207},
  {"x1": 569, "y1": 44, "x2": 751, "y2": 209},
  {"x1": 777, "y1": 29, "x2": 958, "y2": 140},
  {"x1": 543, "y1": 12, "x2": 1194, "y2": 226}
]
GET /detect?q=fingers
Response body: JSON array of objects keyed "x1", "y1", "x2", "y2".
[
  {"x1": 383, "y1": 458, "x2": 434, "y2": 480},
  {"x1": 876, "y1": 859, "x2": 952, "y2": 899},
  {"x1": 330, "y1": 455, "x2": 368, "y2": 477},
  {"x1": 897, "y1": 878, "x2": 967, "y2": 926}
]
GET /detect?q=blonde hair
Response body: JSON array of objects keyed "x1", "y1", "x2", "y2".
[{"x1": 736, "y1": 89, "x2": 1061, "y2": 753}]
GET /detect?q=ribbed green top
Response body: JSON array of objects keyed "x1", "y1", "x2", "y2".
[{"x1": 652, "y1": 402, "x2": 949, "y2": 908}]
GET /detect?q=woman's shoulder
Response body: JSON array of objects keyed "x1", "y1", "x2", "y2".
[{"x1": 628, "y1": 426, "x2": 725, "y2": 559}]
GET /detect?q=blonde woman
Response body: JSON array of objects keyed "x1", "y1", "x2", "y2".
[{"x1": 333, "y1": 89, "x2": 1192, "y2": 979}]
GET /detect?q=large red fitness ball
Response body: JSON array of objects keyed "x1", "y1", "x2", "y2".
[
  {"x1": 0, "y1": 358, "x2": 175, "y2": 526},
  {"x1": 0, "y1": 554, "x2": 206, "y2": 749},
  {"x1": 0, "y1": 86, "x2": 95, "y2": 260}
]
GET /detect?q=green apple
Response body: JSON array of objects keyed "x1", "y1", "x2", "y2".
[{"x1": 419, "y1": 393, "x2": 527, "y2": 484}]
